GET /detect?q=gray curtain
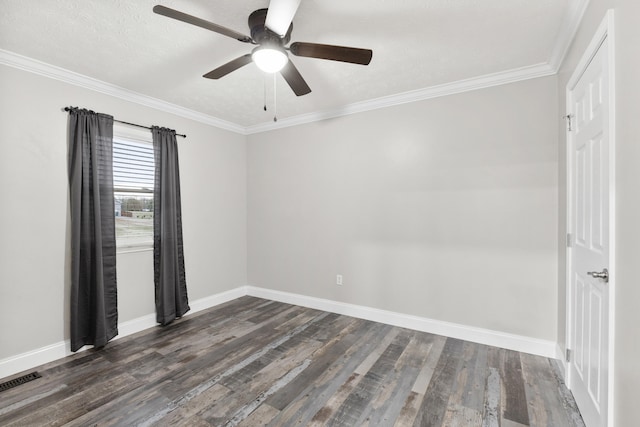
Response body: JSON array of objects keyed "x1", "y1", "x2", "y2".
[
  {"x1": 152, "y1": 126, "x2": 189, "y2": 325},
  {"x1": 67, "y1": 108, "x2": 118, "y2": 352}
]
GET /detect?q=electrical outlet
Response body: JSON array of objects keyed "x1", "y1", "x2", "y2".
[{"x1": 336, "y1": 274, "x2": 343, "y2": 286}]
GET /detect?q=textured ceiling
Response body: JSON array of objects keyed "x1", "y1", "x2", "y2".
[{"x1": 0, "y1": 0, "x2": 570, "y2": 127}]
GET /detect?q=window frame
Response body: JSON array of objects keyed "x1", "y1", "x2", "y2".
[{"x1": 113, "y1": 124, "x2": 155, "y2": 253}]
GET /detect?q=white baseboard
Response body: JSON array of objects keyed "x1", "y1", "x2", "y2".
[
  {"x1": 188, "y1": 286, "x2": 247, "y2": 314},
  {"x1": 246, "y1": 286, "x2": 558, "y2": 359},
  {"x1": 555, "y1": 343, "x2": 568, "y2": 378},
  {"x1": 1, "y1": 284, "x2": 559, "y2": 380},
  {"x1": 0, "y1": 287, "x2": 246, "y2": 380},
  {"x1": 0, "y1": 342, "x2": 72, "y2": 381}
]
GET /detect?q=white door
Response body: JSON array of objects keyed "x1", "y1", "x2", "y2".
[{"x1": 567, "y1": 30, "x2": 612, "y2": 427}]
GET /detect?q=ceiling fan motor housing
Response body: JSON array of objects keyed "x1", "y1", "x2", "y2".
[{"x1": 249, "y1": 9, "x2": 292, "y2": 45}]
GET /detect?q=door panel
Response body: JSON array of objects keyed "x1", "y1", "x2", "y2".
[{"x1": 568, "y1": 39, "x2": 610, "y2": 427}]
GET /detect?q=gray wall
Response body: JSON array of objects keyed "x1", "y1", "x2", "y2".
[
  {"x1": 556, "y1": 1, "x2": 640, "y2": 425},
  {"x1": 0, "y1": 64, "x2": 247, "y2": 359},
  {"x1": 248, "y1": 76, "x2": 559, "y2": 341}
]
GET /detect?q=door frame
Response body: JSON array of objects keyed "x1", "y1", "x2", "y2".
[{"x1": 565, "y1": 10, "x2": 616, "y2": 426}]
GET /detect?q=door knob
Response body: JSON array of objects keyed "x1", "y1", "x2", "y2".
[{"x1": 587, "y1": 268, "x2": 609, "y2": 283}]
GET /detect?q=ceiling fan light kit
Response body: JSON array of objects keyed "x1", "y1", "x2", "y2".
[
  {"x1": 252, "y1": 46, "x2": 288, "y2": 73},
  {"x1": 153, "y1": 1, "x2": 372, "y2": 98}
]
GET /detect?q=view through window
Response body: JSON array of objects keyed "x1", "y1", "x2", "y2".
[{"x1": 113, "y1": 136, "x2": 154, "y2": 248}]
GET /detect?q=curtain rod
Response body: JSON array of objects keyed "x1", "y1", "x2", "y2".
[{"x1": 63, "y1": 107, "x2": 187, "y2": 138}]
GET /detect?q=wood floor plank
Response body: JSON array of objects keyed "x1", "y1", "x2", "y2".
[
  {"x1": 0, "y1": 298, "x2": 584, "y2": 427},
  {"x1": 137, "y1": 310, "x2": 332, "y2": 426},
  {"x1": 265, "y1": 317, "x2": 381, "y2": 412},
  {"x1": 462, "y1": 342, "x2": 489, "y2": 412},
  {"x1": 327, "y1": 329, "x2": 413, "y2": 426},
  {"x1": 441, "y1": 405, "x2": 483, "y2": 427},
  {"x1": 412, "y1": 338, "x2": 466, "y2": 427},
  {"x1": 159, "y1": 383, "x2": 231, "y2": 426},
  {"x1": 482, "y1": 367, "x2": 501, "y2": 427},
  {"x1": 236, "y1": 402, "x2": 280, "y2": 427},
  {"x1": 201, "y1": 333, "x2": 322, "y2": 423},
  {"x1": 224, "y1": 358, "x2": 313, "y2": 426},
  {"x1": 392, "y1": 334, "x2": 447, "y2": 426},
  {"x1": 441, "y1": 341, "x2": 485, "y2": 426},
  {"x1": 2, "y1": 371, "x2": 142, "y2": 427},
  {"x1": 156, "y1": 306, "x2": 312, "y2": 401},
  {"x1": 65, "y1": 386, "x2": 172, "y2": 427},
  {"x1": 365, "y1": 361, "x2": 421, "y2": 426},
  {"x1": 394, "y1": 391, "x2": 421, "y2": 427},
  {"x1": 300, "y1": 325, "x2": 399, "y2": 426},
  {"x1": 501, "y1": 349, "x2": 530, "y2": 425},
  {"x1": 364, "y1": 331, "x2": 435, "y2": 426},
  {"x1": 0, "y1": 352, "x2": 135, "y2": 424},
  {"x1": 411, "y1": 334, "x2": 447, "y2": 395},
  {"x1": 520, "y1": 353, "x2": 586, "y2": 427},
  {"x1": 268, "y1": 322, "x2": 393, "y2": 426}
]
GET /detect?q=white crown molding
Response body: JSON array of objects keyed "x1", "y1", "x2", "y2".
[
  {"x1": 0, "y1": 49, "x2": 556, "y2": 136},
  {"x1": 245, "y1": 286, "x2": 558, "y2": 359},
  {"x1": 0, "y1": 49, "x2": 245, "y2": 135},
  {"x1": 548, "y1": 0, "x2": 592, "y2": 72},
  {"x1": 0, "y1": 49, "x2": 555, "y2": 135},
  {"x1": 245, "y1": 62, "x2": 556, "y2": 134},
  {"x1": 1, "y1": 0, "x2": 589, "y2": 137}
]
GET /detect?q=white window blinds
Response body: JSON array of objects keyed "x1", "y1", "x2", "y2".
[{"x1": 113, "y1": 138, "x2": 154, "y2": 193}]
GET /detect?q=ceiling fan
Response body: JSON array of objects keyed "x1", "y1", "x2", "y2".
[{"x1": 153, "y1": 0, "x2": 373, "y2": 96}]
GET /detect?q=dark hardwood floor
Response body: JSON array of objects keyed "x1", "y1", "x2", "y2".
[{"x1": 0, "y1": 296, "x2": 583, "y2": 426}]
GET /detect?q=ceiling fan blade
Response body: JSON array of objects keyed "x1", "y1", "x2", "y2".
[
  {"x1": 290, "y1": 42, "x2": 373, "y2": 65},
  {"x1": 153, "y1": 5, "x2": 252, "y2": 43},
  {"x1": 203, "y1": 54, "x2": 253, "y2": 79},
  {"x1": 280, "y1": 60, "x2": 311, "y2": 96},
  {"x1": 265, "y1": 0, "x2": 301, "y2": 37}
]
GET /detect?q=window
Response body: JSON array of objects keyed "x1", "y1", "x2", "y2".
[{"x1": 113, "y1": 126, "x2": 154, "y2": 249}]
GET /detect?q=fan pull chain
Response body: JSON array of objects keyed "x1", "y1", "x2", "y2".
[
  {"x1": 263, "y1": 74, "x2": 267, "y2": 111},
  {"x1": 273, "y1": 73, "x2": 278, "y2": 122}
]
